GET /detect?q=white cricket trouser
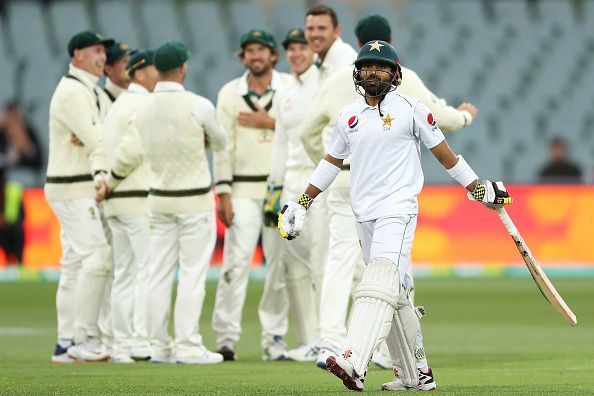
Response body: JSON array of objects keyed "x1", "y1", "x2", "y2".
[
  {"x1": 212, "y1": 197, "x2": 286, "y2": 347},
  {"x1": 98, "y1": 208, "x2": 113, "y2": 348},
  {"x1": 49, "y1": 198, "x2": 113, "y2": 343},
  {"x1": 147, "y1": 211, "x2": 216, "y2": 360},
  {"x1": 319, "y1": 187, "x2": 365, "y2": 351},
  {"x1": 108, "y1": 214, "x2": 151, "y2": 356},
  {"x1": 355, "y1": 215, "x2": 417, "y2": 285},
  {"x1": 275, "y1": 168, "x2": 329, "y2": 346}
]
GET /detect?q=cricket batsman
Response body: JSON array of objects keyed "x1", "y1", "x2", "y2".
[
  {"x1": 301, "y1": 15, "x2": 479, "y2": 371},
  {"x1": 278, "y1": 41, "x2": 511, "y2": 391}
]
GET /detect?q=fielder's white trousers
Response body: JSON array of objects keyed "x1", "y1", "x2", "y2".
[
  {"x1": 49, "y1": 198, "x2": 112, "y2": 343},
  {"x1": 275, "y1": 168, "x2": 329, "y2": 346},
  {"x1": 212, "y1": 197, "x2": 286, "y2": 348},
  {"x1": 319, "y1": 187, "x2": 365, "y2": 351},
  {"x1": 107, "y1": 214, "x2": 151, "y2": 356},
  {"x1": 147, "y1": 211, "x2": 216, "y2": 360}
]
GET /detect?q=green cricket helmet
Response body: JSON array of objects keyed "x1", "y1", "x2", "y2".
[{"x1": 353, "y1": 40, "x2": 402, "y2": 98}]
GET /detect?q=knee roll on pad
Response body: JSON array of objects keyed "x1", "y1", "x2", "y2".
[
  {"x1": 344, "y1": 258, "x2": 401, "y2": 376},
  {"x1": 353, "y1": 257, "x2": 400, "y2": 307},
  {"x1": 386, "y1": 294, "x2": 421, "y2": 388}
]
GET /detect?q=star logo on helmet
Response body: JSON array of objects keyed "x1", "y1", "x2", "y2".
[{"x1": 369, "y1": 41, "x2": 384, "y2": 52}]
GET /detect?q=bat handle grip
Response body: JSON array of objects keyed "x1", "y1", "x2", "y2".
[{"x1": 497, "y1": 208, "x2": 518, "y2": 236}]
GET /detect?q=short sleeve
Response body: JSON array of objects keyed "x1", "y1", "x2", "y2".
[
  {"x1": 326, "y1": 110, "x2": 350, "y2": 159},
  {"x1": 412, "y1": 101, "x2": 446, "y2": 149}
]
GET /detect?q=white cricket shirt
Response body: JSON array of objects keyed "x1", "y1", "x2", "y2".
[{"x1": 327, "y1": 90, "x2": 445, "y2": 221}]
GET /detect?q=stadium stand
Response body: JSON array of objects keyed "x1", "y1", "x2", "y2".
[{"x1": 0, "y1": 0, "x2": 592, "y2": 184}]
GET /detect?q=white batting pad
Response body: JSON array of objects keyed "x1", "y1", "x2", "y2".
[
  {"x1": 343, "y1": 257, "x2": 400, "y2": 376},
  {"x1": 386, "y1": 293, "x2": 422, "y2": 388}
]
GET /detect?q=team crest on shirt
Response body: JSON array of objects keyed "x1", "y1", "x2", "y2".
[
  {"x1": 381, "y1": 113, "x2": 395, "y2": 131},
  {"x1": 347, "y1": 115, "x2": 359, "y2": 133}
]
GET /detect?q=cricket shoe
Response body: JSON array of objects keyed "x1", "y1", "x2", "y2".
[
  {"x1": 372, "y1": 349, "x2": 392, "y2": 369},
  {"x1": 316, "y1": 347, "x2": 337, "y2": 369},
  {"x1": 216, "y1": 340, "x2": 236, "y2": 361},
  {"x1": 287, "y1": 340, "x2": 321, "y2": 362},
  {"x1": 262, "y1": 335, "x2": 290, "y2": 361},
  {"x1": 175, "y1": 349, "x2": 224, "y2": 365},
  {"x1": 326, "y1": 355, "x2": 365, "y2": 392},
  {"x1": 51, "y1": 341, "x2": 77, "y2": 363},
  {"x1": 67, "y1": 337, "x2": 110, "y2": 362},
  {"x1": 381, "y1": 367, "x2": 437, "y2": 391},
  {"x1": 130, "y1": 343, "x2": 151, "y2": 361},
  {"x1": 110, "y1": 354, "x2": 135, "y2": 364}
]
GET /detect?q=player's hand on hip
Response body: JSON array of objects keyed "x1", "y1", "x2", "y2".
[
  {"x1": 278, "y1": 200, "x2": 307, "y2": 240},
  {"x1": 217, "y1": 193, "x2": 234, "y2": 227},
  {"x1": 468, "y1": 180, "x2": 512, "y2": 209}
]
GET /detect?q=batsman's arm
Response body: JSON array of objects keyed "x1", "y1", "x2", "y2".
[
  {"x1": 278, "y1": 153, "x2": 342, "y2": 240},
  {"x1": 402, "y1": 67, "x2": 475, "y2": 132}
]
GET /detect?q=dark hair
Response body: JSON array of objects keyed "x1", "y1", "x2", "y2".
[{"x1": 306, "y1": 5, "x2": 339, "y2": 27}]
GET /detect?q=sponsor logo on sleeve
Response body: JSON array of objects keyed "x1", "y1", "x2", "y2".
[
  {"x1": 347, "y1": 115, "x2": 359, "y2": 133},
  {"x1": 427, "y1": 113, "x2": 438, "y2": 131},
  {"x1": 348, "y1": 115, "x2": 359, "y2": 128}
]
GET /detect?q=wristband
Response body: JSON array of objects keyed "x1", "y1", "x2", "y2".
[
  {"x1": 309, "y1": 159, "x2": 341, "y2": 192},
  {"x1": 297, "y1": 193, "x2": 313, "y2": 210},
  {"x1": 446, "y1": 155, "x2": 478, "y2": 188}
]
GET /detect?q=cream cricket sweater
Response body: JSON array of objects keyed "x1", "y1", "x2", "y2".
[
  {"x1": 135, "y1": 81, "x2": 226, "y2": 214},
  {"x1": 104, "y1": 78, "x2": 126, "y2": 102},
  {"x1": 269, "y1": 65, "x2": 320, "y2": 186},
  {"x1": 44, "y1": 64, "x2": 112, "y2": 201},
  {"x1": 102, "y1": 83, "x2": 151, "y2": 217},
  {"x1": 213, "y1": 70, "x2": 292, "y2": 199}
]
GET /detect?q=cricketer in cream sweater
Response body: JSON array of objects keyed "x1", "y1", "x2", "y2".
[
  {"x1": 265, "y1": 28, "x2": 328, "y2": 361},
  {"x1": 135, "y1": 41, "x2": 226, "y2": 364},
  {"x1": 46, "y1": 31, "x2": 115, "y2": 364},
  {"x1": 304, "y1": 5, "x2": 358, "y2": 81},
  {"x1": 211, "y1": 29, "x2": 292, "y2": 362},
  {"x1": 299, "y1": 16, "x2": 478, "y2": 370},
  {"x1": 97, "y1": 50, "x2": 158, "y2": 363},
  {"x1": 103, "y1": 41, "x2": 132, "y2": 102}
]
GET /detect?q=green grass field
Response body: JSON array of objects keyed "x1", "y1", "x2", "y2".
[{"x1": 1, "y1": 278, "x2": 593, "y2": 395}]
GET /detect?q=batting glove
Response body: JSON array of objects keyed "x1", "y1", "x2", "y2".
[
  {"x1": 468, "y1": 180, "x2": 512, "y2": 209},
  {"x1": 278, "y1": 193, "x2": 312, "y2": 240},
  {"x1": 263, "y1": 184, "x2": 283, "y2": 228}
]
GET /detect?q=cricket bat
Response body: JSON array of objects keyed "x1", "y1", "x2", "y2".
[{"x1": 497, "y1": 208, "x2": 578, "y2": 326}]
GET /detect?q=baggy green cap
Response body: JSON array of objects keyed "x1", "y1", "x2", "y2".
[
  {"x1": 67, "y1": 30, "x2": 115, "y2": 57},
  {"x1": 354, "y1": 15, "x2": 391, "y2": 44},
  {"x1": 282, "y1": 28, "x2": 308, "y2": 50},
  {"x1": 106, "y1": 41, "x2": 132, "y2": 64},
  {"x1": 126, "y1": 49, "x2": 155, "y2": 78},
  {"x1": 240, "y1": 29, "x2": 277, "y2": 50},
  {"x1": 153, "y1": 41, "x2": 191, "y2": 72}
]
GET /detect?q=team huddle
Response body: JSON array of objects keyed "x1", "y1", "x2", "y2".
[{"x1": 45, "y1": 4, "x2": 512, "y2": 392}]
